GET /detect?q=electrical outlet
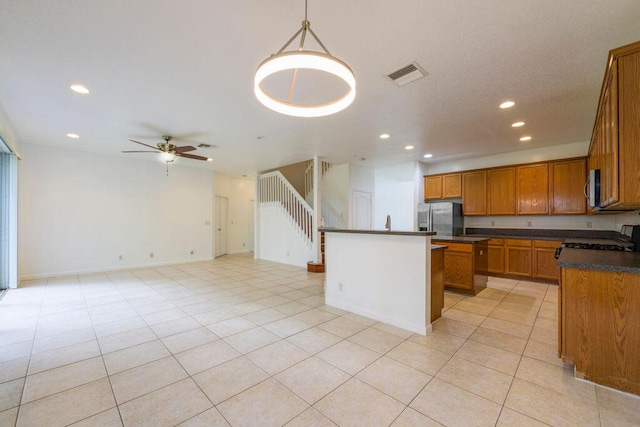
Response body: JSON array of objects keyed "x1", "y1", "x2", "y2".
[
  {"x1": 150, "y1": 252, "x2": 154, "y2": 258},
  {"x1": 204, "y1": 220, "x2": 211, "y2": 225},
  {"x1": 527, "y1": 221, "x2": 532, "y2": 227},
  {"x1": 242, "y1": 243, "x2": 245, "y2": 247},
  {"x1": 339, "y1": 283, "x2": 344, "y2": 292},
  {"x1": 287, "y1": 251, "x2": 290, "y2": 256},
  {"x1": 118, "y1": 255, "x2": 123, "y2": 260},
  {"x1": 491, "y1": 221, "x2": 495, "y2": 226},
  {"x1": 586, "y1": 221, "x2": 593, "y2": 228}
]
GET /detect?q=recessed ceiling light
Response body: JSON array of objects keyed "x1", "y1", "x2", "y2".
[
  {"x1": 520, "y1": 136, "x2": 532, "y2": 141},
  {"x1": 379, "y1": 133, "x2": 390, "y2": 139},
  {"x1": 70, "y1": 84, "x2": 89, "y2": 94},
  {"x1": 512, "y1": 121, "x2": 525, "y2": 127},
  {"x1": 500, "y1": 101, "x2": 515, "y2": 109},
  {"x1": 423, "y1": 153, "x2": 433, "y2": 158},
  {"x1": 405, "y1": 145, "x2": 414, "y2": 150},
  {"x1": 256, "y1": 136, "x2": 267, "y2": 140},
  {"x1": 66, "y1": 133, "x2": 79, "y2": 139}
]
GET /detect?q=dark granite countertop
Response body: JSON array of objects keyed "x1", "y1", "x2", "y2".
[
  {"x1": 558, "y1": 248, "x2": 640, "y2": 273},
  {"x1": 431, "y1": 236, "x2": 490, "y2": 243},
  {"x1": 431, "y1": 244, "x2": 448, "y2": 250},
  {"x1": 319, "y1": 228, "x2": 436, "y2": 237},
  {"x1": 464, "y1": 234, "x2": 565, "y2": 241}
]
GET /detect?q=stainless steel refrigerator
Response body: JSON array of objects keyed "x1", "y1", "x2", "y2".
[{"x1": 417, "y1": 202, "x2": 463, "y2": 236}]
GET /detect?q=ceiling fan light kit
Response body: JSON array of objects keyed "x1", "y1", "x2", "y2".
[
  {"x1": 122, "y1": 135, "x2": 211, "y2": 175},
  {"x1": 254, "y1": 0, "x2": 356, "y2": 118}
]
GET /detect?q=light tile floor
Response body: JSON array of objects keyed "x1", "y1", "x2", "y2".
[{"x1": 1, "y1": 253, "x2": 639, "y2": 426}]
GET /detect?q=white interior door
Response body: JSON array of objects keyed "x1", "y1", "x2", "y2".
[
  {"x1": 352, "y1": 190, "x2": 372, "y2": 230},
  {"x1": 215, "y1": 195, "x2": 228, "y2": 257}
]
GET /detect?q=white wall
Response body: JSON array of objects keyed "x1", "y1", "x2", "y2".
[
  {"x1": 374, "y1": 162, "x2": 415, "y2": 231},
  {"x1": 258, "y1": 205, "x2": 315, "y2": 267},
  {"x1": 425, "y1": 141, "x2": 589, "y2": 174},
  {"x1": 18, "y1": 144, "x2": 214, "y2": 279},
  {"x1": 0, "y1": 102, "x2": 21, "y2": 157},
  {"x1": 321, "y1": 163, "x2": 349, "y2": 228},
  {"x1": 212, "y1": 172, "x2": 255, "y2": 254}
]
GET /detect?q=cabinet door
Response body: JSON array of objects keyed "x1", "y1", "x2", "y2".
[
  {"x1": 601, "y1": 63, "x2": 619, "y2": 208},
  {"x1": 549, "y1": 159, "x2": 587, "y2": 214},
  {"x1": 517, "y1": 164, "x2": 549, "y2": 214},
  {"x1": 442, "y1": 173, "x2": 462, "y2": 198},
  {"x1": 488, "y1": 168, "x2": 516, "y2": 215},
  {"x1": 443, "y1": 251, "x2": 474, "y2": 291},
  {"x1": 533, "y1": 248, "x2": 560, "y2": 281},
  {"x1": 488, "y1": 245, "x2": 505, "y2": 274},
  {"x1": 505, "y1": 246, "x2": 532, "y2": 276},
  {"x1": 462, "y1": 171, "x2": 487, "y2": 215},
  {"x1": 618, "y1": 53, "x2": 640, "y2": 206},
  {"x1": 424, "y1": 175, "x2": 443, "y2": 200}
]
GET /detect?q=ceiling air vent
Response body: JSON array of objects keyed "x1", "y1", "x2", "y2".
[
  {"x1": 386, "y1": 61, "x2": 428, "y2": 86},
  {"x1": 197, "y1": 143, "x2": 215, "y2": 149}
]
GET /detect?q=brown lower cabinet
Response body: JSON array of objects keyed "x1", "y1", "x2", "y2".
[
  {"x1": 488, "y1": 238, "x2": 562, "y2": 282},
  {"x1": 430, "y1": 246, "x2": 445, "y2": 322},
  {"x1": 505, "y1": 239, "x2": 533, "y2": 277},
  {"x1": 560, "y1": 266, "x2": 640, "y2": 395},
  {"x1": 433, "y1": 240, "x2": 488, "y2": 295}
]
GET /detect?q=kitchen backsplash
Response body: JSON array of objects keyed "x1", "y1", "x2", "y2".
[{"x1": 463, "y1": 214, "x2": 625, "y2": 231}]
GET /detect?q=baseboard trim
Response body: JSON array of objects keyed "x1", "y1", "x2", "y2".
[{"x1": 18, "y1": 257, "x2": 214, "y2": 282}]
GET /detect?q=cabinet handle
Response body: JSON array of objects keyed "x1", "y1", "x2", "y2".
[{"x1": 583, "y1": 178, "x2": 590, "y2": 200}]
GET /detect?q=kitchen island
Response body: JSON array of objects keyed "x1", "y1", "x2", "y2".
[{"x1": 320, "y1": 228, "x2": 436, "y2": 335}]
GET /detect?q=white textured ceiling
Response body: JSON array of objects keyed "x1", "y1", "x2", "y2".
[{"x1": 1, "y1": 0, "x2": 640, "y2": 176}]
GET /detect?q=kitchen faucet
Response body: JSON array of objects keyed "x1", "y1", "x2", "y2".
[{"x1": 385, "y1": 215, "x2": 391, "y2": 231}]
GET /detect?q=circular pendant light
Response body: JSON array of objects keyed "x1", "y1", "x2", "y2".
[{"x1": 254, "y1": 1, "x2": 356, "y2": 118}]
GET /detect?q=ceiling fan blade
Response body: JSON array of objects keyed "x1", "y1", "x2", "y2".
[
  {"x1": 174, "y1": 146, "x2": 197, "y2": 153},
  {"x1": 122, "y1": 151, "x2": 158, "y2": 153},
  {"x1": 129, "y1": 139, "x2": 160, "y2": 150},
  {"x1": 177, "y1": 153, "x2": 210, "y2": 161}
]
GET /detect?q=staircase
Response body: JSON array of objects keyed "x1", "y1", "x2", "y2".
[{"x1": 258, "y1": 171, "x2": 313, "y2": 246}]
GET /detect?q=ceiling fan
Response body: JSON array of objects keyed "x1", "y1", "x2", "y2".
[{"x1": 122, "y1": 135, "x2": 212, "y2": 174}]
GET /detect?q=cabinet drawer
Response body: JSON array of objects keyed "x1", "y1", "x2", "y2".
[
  {"x1": 433, "y1": 241, "x2": 473, "y2": 253},
  {"x1": 505, "y1": 239, "x2": 532, "y2": 247},
  {"x1": 488, "y1": 238, "x2": 504, "y2": 245},
  {"x1": 534, "y1": 240, "x2": 562, "y2": 249}
]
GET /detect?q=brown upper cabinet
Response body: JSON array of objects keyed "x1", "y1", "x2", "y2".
[
  {"x1": 424, "y1": 173, "x2": 461, "y2": 200},
  {"x1": 517, "y1": 163, "x2": 549, "y2": 215},
  {"x1": 549, "y1": 159, "x2": 587, "y2": 214},
  {"x1": 462, "y1": 171, "x2": 487, "y2": 215},
  {"x1": 488, "y1": 167, "x2": 516, "y2": 215},
  {"x1": 425, "y1": 156, "x2": 587, "y2": 216},
  {"x1": 588, "y1": 40, "x2": 640, "y2": 210},
  {"x1": 424, "y1": 175, "x2": 443, "y2": 200}
]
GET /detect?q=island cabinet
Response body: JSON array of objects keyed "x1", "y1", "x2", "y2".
[
  {"x1": 487, "y1": 167, "x2": 516, "y2": 215},
  {"x1": 462, "y1": 171, "x2": 487, "y2": 215},
  {"x1": 433, "y1": 240, "x2": 488, "y2": 295},
  {"x1": 424, "y1": 173, "x2": 462, "y2": 200},
  {"x1": 487, "y1": 238, "x2": 505, "y2": 274},
  {"x1": 549, "y1": 159, "x2": 587, "y2": 214},
  {"x1": 504, "y1": 239, "x2": 532, "y2": 277},
  {"x1": 430, "y1": 246, "x2": 445, "y2": 322},
  {"x1": 588, "y1": 40, "x2": 640, "y2": 210},
  {"x1": 517, "y1": 163, "x2": 549, "y2": 215},
  {"x1": 559, "y1": 265, "x2": 640, "y2": 395}
]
